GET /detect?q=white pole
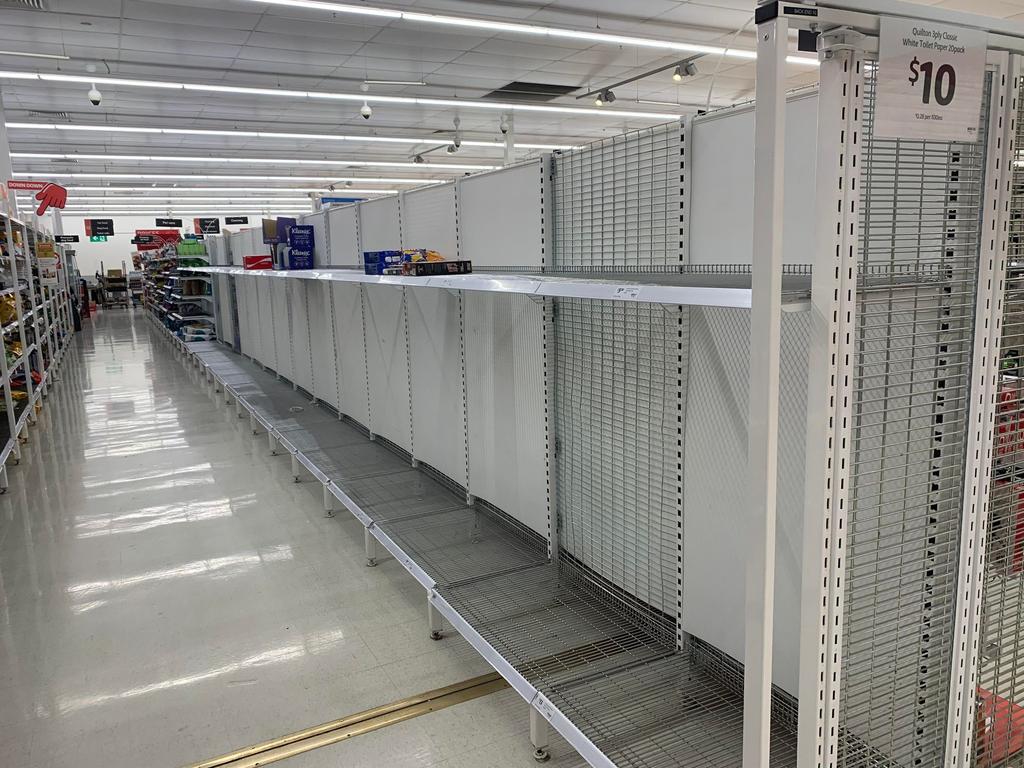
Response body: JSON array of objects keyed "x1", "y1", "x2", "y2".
[{"x1": 744, "y1": 13, "x2": 787, "y2": 768}]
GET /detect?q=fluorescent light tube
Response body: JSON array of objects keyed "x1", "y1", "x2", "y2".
[
  {"x1": 0, "y1": 50, "x2": 70, "y2": 60},
  {"x1": 14, "y1": 172, "x2": 439, "y2": 183},
  {"x1": 0, "y1": 71, "x2": 680, "y2": 119},
  {"x1": 5, "y1": 122, "x2": 577, "y2": 150},
  {"x1": 11, "y1": 152, "x2": 496, "y2": 171}
]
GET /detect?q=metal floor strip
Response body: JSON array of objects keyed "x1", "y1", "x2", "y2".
[{"x1": 181, "y1": 672, "x2": 508, "y2": 768}]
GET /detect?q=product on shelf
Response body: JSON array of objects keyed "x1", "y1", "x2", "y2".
[
  {"x1": 363, "y1": 249, "x2": 448, "y2": 275},
  {"x1": 243, "y1": 255, "x2": 273, "y2": 270}
]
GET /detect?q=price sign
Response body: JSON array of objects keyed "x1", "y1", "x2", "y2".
[{"x1": 875, "y1": 17, "x2": 987, "y2": 142}]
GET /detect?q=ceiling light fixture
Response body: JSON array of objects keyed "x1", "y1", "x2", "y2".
[
  {"x1": 672, "y1": 66, "x2": 683, "y2": 83},
  {"x1": 364, "y1": 79, "x2": 426, "y2": 86},
  {"x1": 10, "y1": 151, "x2": 496, "y2": 171},
  {"x1": 14, "y1": 172, "x2": 441, "y2": 183},
  {"x1": 0, "y1": 72, "x2": 682, "y2": 120},
  {"x1": 238, "y1": 0, "x2": 819, "y2": 65},
  {"x1": 56, "y1": 186, "x2": 399, "y2": 194},
  {"x1": 0, "y1": 50, "x2": 71, "y2": 61},
  {"x1": 5, "y1": 122, "x2": 577, "y2": 150}
]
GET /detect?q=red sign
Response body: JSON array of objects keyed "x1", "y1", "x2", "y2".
[
  {"x1": 133, "y1": 229, "x2": 181, "y2": 251},
  {"x1": 6, "y1": 180, "x2": 68, "y2": 216}
]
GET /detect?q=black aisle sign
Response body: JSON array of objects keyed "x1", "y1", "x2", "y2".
[
  {"x1": 131, "y1": 236, "x2": 155, "y2": 245},
  {"x1": 225, "y1": 216, "x2": 249, "y2": 225},
  {"x1": 54, "y1": 234, "x2": 80, "y2": 243},
  {"x1": 156, "y1": 217, "x2": 182, "y2": 227},
  {"x1": 195, "y1": 217, "x2": 220, "y2": 234},
  {"x1": 85, "y1": 219, "x2": 114, "y2": 236}
]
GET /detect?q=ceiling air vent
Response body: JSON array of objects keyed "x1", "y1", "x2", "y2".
[
  {"x1": 0, "y1": 0, "x2": 49, "y2": 9},
  {"x1": 482, "y1": 81, "x2": 577, "y2": 103},
  {"x1": 50, "y1": 158, "x2": 77, "y2": 164},
  {"x1": 28, "y1": 110, "x2": 70, "y2": 120}
]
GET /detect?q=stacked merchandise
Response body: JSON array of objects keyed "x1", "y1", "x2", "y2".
[
  {"x1": 143, "y1": 240, "x2": 215, "y2": 341},
  {"x1": 363, "y1": 249, "x2": 472, "y2": 276}
]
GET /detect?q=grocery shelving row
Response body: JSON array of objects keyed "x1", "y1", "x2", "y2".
[
  {"x1": 141, "y1": 239, "x2": 215, "y2": 341},
  {"x1": 0, "y1": 202, "x2": 76, "y2": 491},
  {"x1": 157, "y1": 5, "x2": 1024, "y2": 766}
]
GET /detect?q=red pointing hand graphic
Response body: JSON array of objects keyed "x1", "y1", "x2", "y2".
[{"x1": 34, "y1": 183, "x2": 67, "y2": 216}]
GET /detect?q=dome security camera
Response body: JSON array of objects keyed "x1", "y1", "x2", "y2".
[
  {"x1": 88, "y1": 83, "x2": 102, "y2": 106},
  {"x1": 499, "y1": 115, "x2": 510, "y2": 135},
  {"x1": 360, "y1": 101, "x2": 372, "y2": 119}
]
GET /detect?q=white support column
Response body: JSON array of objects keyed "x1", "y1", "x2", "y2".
[
  {"x1": 946, "y1": 53, "x2": 1020, "y2": 767},
  {"x1": 530, "y1": 704, "x2": 550, "y2": 763},
  {"x1": 796, "y1": 32, "x2": 864, "y2": 768},
  {"x1": 427, "y1": 592, "x2": 443, "y2": 640},
  {"x1": 744, "y1": 14, "x2": 787, "y2": 768},
  {"x1": 364, "y1": 527, "x2": 378, "y2": 567}
]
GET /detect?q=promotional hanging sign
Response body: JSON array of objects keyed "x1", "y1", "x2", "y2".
[
  {"x1": 37, "y1": 242, "x2": 59, "y2": 287},
  {"x1": 875, "y1": 17, "x2": 987, "y2": 142},
  {"x1": 133, "y1": 229, "x2": 181, "y2": 251},
  {"x1": 6, "y1": 180, "x2": 68, "y2": 215}
]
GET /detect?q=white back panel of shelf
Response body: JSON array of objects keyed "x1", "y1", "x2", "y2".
[
  {"x1": 236, "y1": 276, "x2": 256, "y2": 358},
  {"x1": 301, "y1": 210, "x2": 329, "y2": 267},
  {"x1": 289, "y1": 281, "x2": 314, "y2": 393},
  {"x1": 217, "y1": 275, "x2": 234, "y2": 348},
  {"x1": 271, "y1": 279, "x2": 292, "y2": 380},
  {"x1": 459, "y1": 162, "x2": 544, "y2": 268},
  {"x1": 359, "y1": 197, "x2": 401, "y2": 253},
  {"x1": 327, "y1": 205, "x2": 359, "y2": 266},
  {"x1": 689, "y1": 92, "x2": 817, "y2": 266},
  {"x1": 401, "y1": 183, "x2": 458, "y2": 258},
  {"x1": 681, "y1": 307, "x2": 808, "y2": 696},
  {"x1": 308, "y1": 282, "x2": 339, "y2": 409},
  {"x1": 464, "y1": 292, "x2": 547, "y2": 537},
  {"x1": 332, "y1": 283, "x2": 370, "y2": 428},
  {"x1": 228, "y1": 231, "x2": 247, "y2": 265},
  {"x1": 407, "y1": 286, "x2": 467, "y2": 487},
  {"x1": 362, "y1": 284, "x2": 412, "y2": 452},
  {"x1": 256, "y1": 278, "x2": 277, "y2": 371}
]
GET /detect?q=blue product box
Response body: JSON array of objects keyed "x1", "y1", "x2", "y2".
[
  {"x1": 363, "y1": 250, "x2": 403, "y2": 275},
  {"x1": 285, "y1": 225, "x2": 315, "y2": 269}
]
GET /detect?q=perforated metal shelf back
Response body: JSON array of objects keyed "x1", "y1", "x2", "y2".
[
  {"x1": 973, "y1": 73, "x2": 1024, "y2": 768},
  {"x1": 840, "y1": 62, "x2": 990, "y2": 768}
]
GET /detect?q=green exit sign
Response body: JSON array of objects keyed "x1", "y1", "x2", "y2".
[{"x1": 89, "y1": 235, "x2": 108, "y2": 242}]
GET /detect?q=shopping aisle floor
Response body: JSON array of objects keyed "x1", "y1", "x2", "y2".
[{"x1": 0, "y1": 310, "x2": 582, "y2": 768}]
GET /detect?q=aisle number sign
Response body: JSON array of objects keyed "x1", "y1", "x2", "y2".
[{"x1": 875, "y1": 17, "x2": 987, "y2": 142}]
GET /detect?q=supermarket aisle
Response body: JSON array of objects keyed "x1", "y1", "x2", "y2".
[{"x1": 0, "y1": 310, "x2": 576, "y2": 768}]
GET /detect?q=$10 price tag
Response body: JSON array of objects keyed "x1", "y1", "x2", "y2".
[{"x1": 875, "y1": 17, "x2": 987, "y2": 142}]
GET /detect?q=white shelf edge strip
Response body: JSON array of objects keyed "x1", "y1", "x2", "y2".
[{"x1": 181, "y1": 265, "x2": 782, "y2": 310}]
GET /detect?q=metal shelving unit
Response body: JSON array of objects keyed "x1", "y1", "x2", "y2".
[
  {"x1": 0, "y1": 201, "x2": 76, "y2": 490},
  {"x1": 155, "y1": 6, "x2": 1024, "y2": 767}
]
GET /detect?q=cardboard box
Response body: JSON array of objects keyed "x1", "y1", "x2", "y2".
[
  {"x1": 243, "y1": 255, "x2": 273, "y2": 270},
  {"x1": 407, "y1": 260, "x2": 473, "y2": 276}
]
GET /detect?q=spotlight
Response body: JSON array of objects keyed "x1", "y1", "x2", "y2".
[
  {"x1": 594, "y1": 93, "x2": 604, "y2": 107},
  {"x1": 684, "y1": 61, "x2": 698, "y2": 77},
  {"x1": 413, "y1": 154, "x2": 425, "y2": 164},
  {"x1": 446, "y1": 143, "x2": 458, "y2": 154},
  {"x1": 603, "y1": 89, "x2": 616, "y2": 104},
  {"x1": 672, "y1": 66, "x2": 683, "y2": 82}
]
